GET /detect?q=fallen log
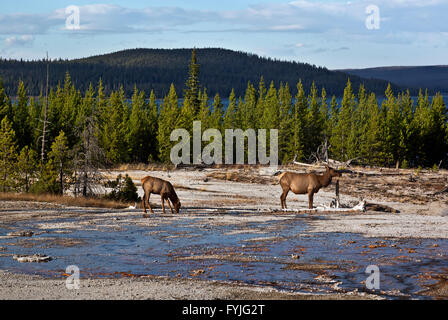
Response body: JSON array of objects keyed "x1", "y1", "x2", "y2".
[
  {"x1": 433, "y1": 185, "x2": 448, "y2": 196},
  {"x1": 272, "y1": 200, "x2": 366, "y2": 214},
  {"x1": 13, "y1": 254, "x2": 52, "y2": 263},
  {"x1": 365, "y1": 202, "x2": 400, "y2": 213}
]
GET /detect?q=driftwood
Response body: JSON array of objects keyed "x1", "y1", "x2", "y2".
[
  {"x1": 175, "y1": 163, "x2": 212, "y2": 171},
  {"x1": 365, "y1": 203, "x2": 400, "y2": 213},
  {"x1": 292, "y1": 155, "x2": 361, "y2": 171},
  {"x1": 13, "y1": 254, "x2": 52, "y2": 263},
  {"x1": 291, "y1": 161, "x2": 317, "y2": 167},
  {"x1": 433, "y1": 185, "x2": 448, "y2": 196},
  {"x1": 277, "y1": 200, "x2": 366, "y2": 214}
]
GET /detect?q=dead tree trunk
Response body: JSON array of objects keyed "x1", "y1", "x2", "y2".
[{"x1": 335, "y1": 180, "x2": 340, "y2": 208}]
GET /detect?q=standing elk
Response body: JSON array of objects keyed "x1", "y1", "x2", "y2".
[
  {"x1": 277, "y1": 165, "x2": 341, "y2": 209},
  {"x1": 141, "y1": 176, "x2": 181, "y2": 215}
]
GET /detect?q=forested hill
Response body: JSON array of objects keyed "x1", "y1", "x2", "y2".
[
  {"x1": 0, "y1": 48, "x2": 401, "y2": 97},
  {"x1": 339, "y1": 66, "x2": 448, "y2": 94}
]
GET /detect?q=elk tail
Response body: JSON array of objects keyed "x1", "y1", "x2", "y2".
[{"x1": 273, "y1": 171, "x2": 287, "y2": 181}]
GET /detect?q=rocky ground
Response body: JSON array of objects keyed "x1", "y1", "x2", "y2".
[{"x1": 0, "y1": 165, "x2": 447, "y2": 300}]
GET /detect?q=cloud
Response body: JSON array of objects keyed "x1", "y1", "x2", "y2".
[
  {"x1": 0, "y1": 1, "x2": 445, "y2": 38},
  {"x1": 4, "y1": 35, "x2": 34, "y2": 47}
]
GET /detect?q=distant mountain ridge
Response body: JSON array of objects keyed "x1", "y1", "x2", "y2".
[
  {"x1": 1, "y1": 48, "x2": 403, "y2": 97},
  {"x1": 338, "y1": 65, "x2": 448, "y2": 94}
]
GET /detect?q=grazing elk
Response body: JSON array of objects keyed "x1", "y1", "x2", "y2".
[
  {"x1": 277, "y1": 165, "x2": 341, "y2": 209},
  {"x1": 141, "y1": 176, "x2": 181, "y2": 215}
]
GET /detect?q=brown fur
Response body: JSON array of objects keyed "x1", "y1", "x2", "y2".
[
  {"x1": 279, "y1": 165, "x2": 341, "y2": 209},
  {"x1": 141, "y1": 176, "x2": 181, "y2": 214}
]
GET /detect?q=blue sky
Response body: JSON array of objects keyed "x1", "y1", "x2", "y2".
[{"x1": 0, "y1": 0, "x2": 446, "y2": 69}]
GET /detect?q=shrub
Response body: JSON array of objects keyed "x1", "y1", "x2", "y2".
[
  {"x1": 104, "y1": 174, "x2": 139, "y2": 202},
  {"x1": 29, "y1": 161, "x2": 62, "y2": 195},
  {"x1": 401, "y1": 159, "x2": 409, "y2": 169}
]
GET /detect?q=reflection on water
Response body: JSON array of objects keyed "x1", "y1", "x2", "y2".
[{"x1": 0, "y1": 210, "x2": 446, "y2": 299}]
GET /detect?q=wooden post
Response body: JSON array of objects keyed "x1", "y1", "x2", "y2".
[{"x1": 335, "y1": 179, "x2": 340, "y2": 208}]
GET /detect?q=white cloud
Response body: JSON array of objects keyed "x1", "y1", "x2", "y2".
[
  {"x1": 0, "y1": 1, "x2": 445, "y2": 37},
  {"x1": 4, "y1": 35, "x2": 34, "y2": 47},
  {"x1": 270, "y1": 24, "x2": 304, "y2": 31}
]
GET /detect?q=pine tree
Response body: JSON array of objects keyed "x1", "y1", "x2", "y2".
[
  {"x1": 398, "y1": 90, "x2": 416, "y2": 167},
  {"x1": 259, "y1": 81, "x2": 280, "y2": 158},
  {"x1": 382, "y1": 84, "x2": 402, "y2": 167},
  {"x1": 278, "y1": 82, "x2": 293, "y2": 163},
  {"x1": 60, "y1": 72, "x2": 81, "y2": 147},
  {"x1": 412, "y1": 89, "x2": 432, "y2": 166},
  {"x1": 307, "y1": 82, "x2": 324, "y2": 156},
  {"x1": 158, "y1": 84, "x2": 179, "y2": 163},
  {"x1": 320, "y1": 87, "x2": 330, "y2": 138},
  {"x1": 223, "y1": 89, "x2": 237, "y2": 129},
  {"x1": 16, "y1": 146, "x2": 38, "y2": 193},
  {"x1": 356, "y1": 86, "x2": 370, "y2": 162},
  {"x1": 363, "y1": 93, "x2": 384, "y2": 165},
  {"x1": 426, "y1": 93, "x2": 447, "y2": 166},
  {"x1": 238, "y1": 82, "x2": 257, "y2": 130},
  {"x1": 198, "y1": 88, "x2": 211, "y2": 128},
  {"x1": 328, "y1": 95, "x2": 339, "y2": 140},
  {"x1": 31, "y1": 159, "x2": 60, "y2": 194},
  {"x1": 13, "y1": 80, "x2": 32, "y2": 149},
  {"x1": 28, "y1": 95, "x2": 43, "y2": 152},
  {"x1": 261, "y1": 81, "x2": 280, "y2": 129},
  {"x1": 255, "y1": 76, "x2": 267, "y2": 128},
  {"x1": 210, "y1": 93, "x2": 224, "y2": 131},
  {"x1": 101, "y1": 87, "x2": 129, "y2": 164},
  {"x1": 0, "y1": 116, "x2": 18, "y2": 192},
  {"x1": 75, "y1": 83, "x2": 96, "y2": 134},
  {"x1": 330, "y1": 79, "x2": 356, "y2": 161},
  {"x1": 0, "y1": 77, "x2": 13, "y2": 122},
  {"x1": 96, "y1": 78, "x2": 107, "y2": 127},
  {"x1": 184, "y1": 49, "x2": 201, "y2": 115},
  {"x1": 147, "y1": 90, "x2": 159, "y2": 162},
  {"x1": 48, "y1": 131, "x2": 72, "y2": 194},
  {"x1": 176, "y1": 93, "x2": 195, "y2": 133},
  {"x1": 289, "y1": 80, "x2": 308, "y2": 161},
  {"x1": 127, "y1": 86, "x2": 151, "y2": 163}
]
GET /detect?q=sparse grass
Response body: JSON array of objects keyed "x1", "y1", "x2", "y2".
[
  {"x1": 0, "y1": 192, "x2": 131, "y2": 209},
  {"x1": 114, "y1": 163, "x2": 175, "y2": 172},
  {"x1": 207, "y1": 171, "x2": 275, "y2": 185}
]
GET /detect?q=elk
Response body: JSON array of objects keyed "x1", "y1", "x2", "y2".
[
  {"x1": 277, "y1": 165, "x2": 341, "y2": 209},
  {"x1": 141, "y1": 176, "x2": 181, "y2": 215}
]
